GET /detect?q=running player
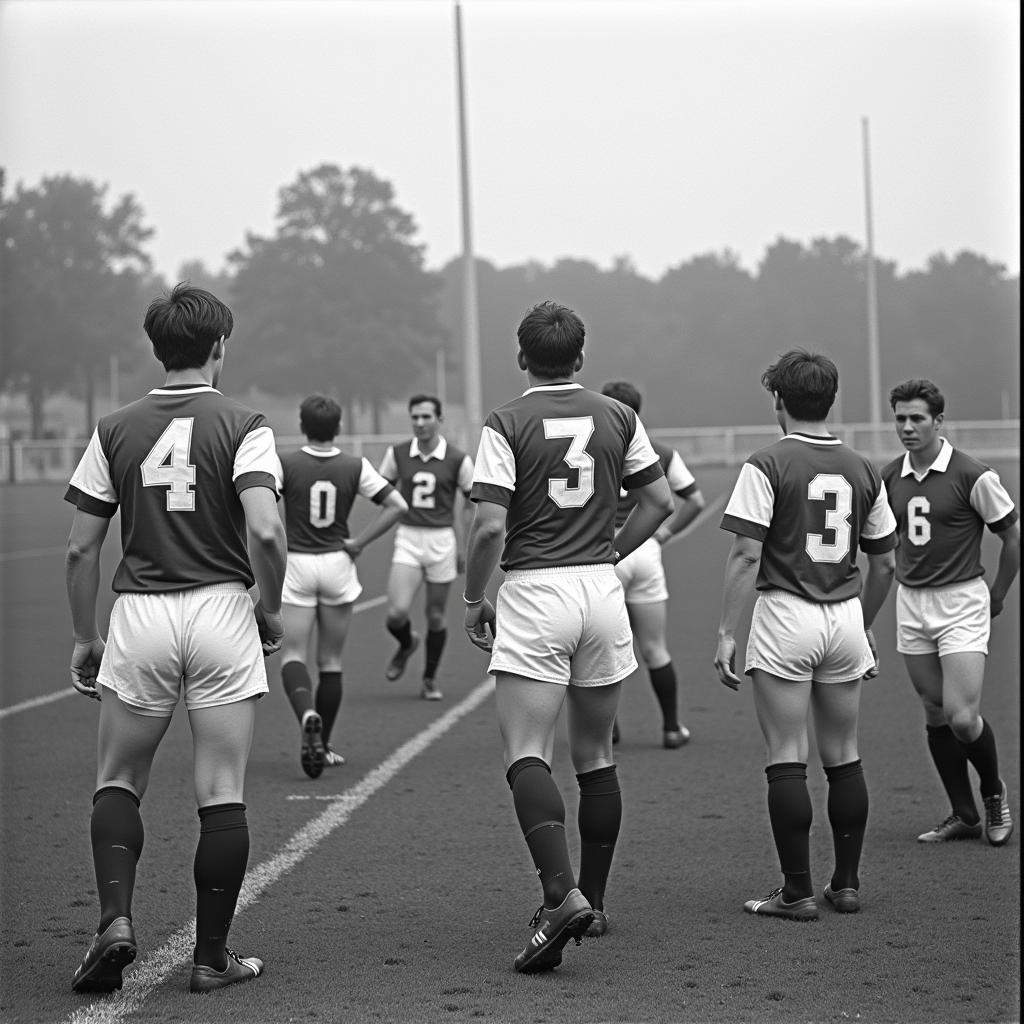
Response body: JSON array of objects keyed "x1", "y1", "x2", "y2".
[
  {"x1": 714, "y1": 349, "x2": 897, "y2": 920},
  {"x1": 464, "y1": 300, "x2": 674, "y2": 971},
  {"x1": 65, "y1": 283, "x2": 286, "y2": 994},
  {"x1": 601, "y1": 381, "x2": 706, "y2": 748},
  {"x1": 378, "y1": 395, "x2": 474, "y2": 700},
  {"x1": 277, "y1": 394, "x2": 408, "y2": 777},
  {"x1": 882, "y1": 378, "x2": 1019, "y2": 846}
]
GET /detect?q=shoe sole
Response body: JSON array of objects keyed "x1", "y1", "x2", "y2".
[
  {"x1": 300, "y1": 715, "x2": 325, "y2": 779},
  {"x1": 385, "y1": 636, "x2": 420, "y2": 681},
  {"x1": 515, "y1": 910, "x2": 595, "y2": 974},
  {"x1": 916, "y1": 829, "x2": 982, "y2": 843},
  {"x1": 72, "y1": 940, "x2": 137, "y2": 993}
]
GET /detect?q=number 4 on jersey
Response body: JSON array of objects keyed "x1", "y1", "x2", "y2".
[{"x1": 142, "y1": 418, "x2": 197, "y2": 511}]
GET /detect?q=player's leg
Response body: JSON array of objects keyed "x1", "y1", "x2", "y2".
[
  {"x1": 812, "y1": 678, "x2": 866, "y2": 910},
  {"x1": 904, "y1": 653, "x2": 981, "y2": 836},
  {"x1": 315, "y1": 600, "x2": 354, "y2": 763},
  {"x1": 566, "y1": 681, "x2": 622, "y2": 933},
  {"x1": 626, "y1": 599, "x2": 688, "y2": 746},
  {"x1": 421, "y1": 579, "x2": 451, "y2": 699},
  {"x1": 748, "y1": 670, "x2": 817, "y2": 917},
  {"x1": 188, "y1": 697, "x2": 263, "y2": 989},
  {"x1": 496, "y1": 672, "x2": 593, "y2": 972},
  {"x1": 279, "y1": 602, "x2": 325, "y2": 779},
  {"x1": 384, "y1": 561, "x2": 423, "y2": 680}
]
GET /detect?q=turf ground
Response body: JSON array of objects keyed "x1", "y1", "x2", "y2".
[{"x1": 1, "y1": 465, "x2": 1019, "y2": 1024}]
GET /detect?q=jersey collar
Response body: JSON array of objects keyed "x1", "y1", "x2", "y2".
[
  {"x1": 411, "y1": 435, "x2": 447, "y2": 461},
  {"x1": 900, "y1": 437, "x2": 953, "y2": 479},
  {"x1": 784, "y1": 431, "x2": 841, "y2": 445},
  {"x1": 522, "y1": 382, "x2": 583, "y2": 396},
  {"x1": 149, "y1": 384, "x2": 220, "y2": 395},
  {"x1": 301, "y1": 445, "x2": 341, "y2": 457}
]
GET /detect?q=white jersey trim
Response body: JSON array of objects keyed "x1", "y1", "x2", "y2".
[
  {"x1": 69, "y1": 428, "x2": 117, "y2": 504},
  {"x1": 899, "y1": 438, "x2": 954, "y2": 480},
  {"x1": 863, "y1": 482, "x2": 898, "y2": 541},
  {"x1": 970, "y1": 470, "x2": 1017, "y2": 525},
  {"x1": 472, "y1": 424, "x2": 516, "y2": 493},
  {"x1": 301, "y1": 445, "x2": 342, "y2": 458},
  {"x1": 624, "y1": 417, "x2": 659, "y2": 478},
  {"x1": 358, "y1": 457, "x2": 392, "y2": 499},
  {"x1": 234, "y1": 425, "x2": 280, "y2": 488},
  {"x1": 666, "y1": 449, "x2": 695, "y2": 492},
  {"x1": 723, "y1": 461, "x2": 774, "y2": 529}
]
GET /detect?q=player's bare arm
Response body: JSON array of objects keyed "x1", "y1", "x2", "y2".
[
  {"x1": 714, "y1": 534, "x2": 762, "y2": 690},
  {"x1": 988, "y1": 521, "x2": 1020, "y2": 619},
  {"x1": 860, "y1": 549, "x2": 896, "y2": 678},
  {"x1": 241, "y1": 485, "x2": 288, "y2": 656},
  {"x1": 65, "y1": 508, "x2": 112, "y2": 699},
  {"x1": 615, "y1": 475, "x2": 674, "y2": 562},
  {"x1": 655, "y1": 487, "x2": 706, "y2": 546},
  {"x1": 344, "y1": 489, "x2": 408, "y2": 558},
  {"x1": 463, "y1": 500, "x2": 504, "y2": 651}
]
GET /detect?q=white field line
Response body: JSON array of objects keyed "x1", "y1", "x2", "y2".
[
  {"x1": 66, "y1": 675, "x2": 494, "y2": 1024},
  {"x1": 0, "y1": 595, "x2": 388, "y2": 721}
]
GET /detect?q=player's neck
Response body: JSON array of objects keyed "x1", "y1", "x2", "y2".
[
  {"x1": 306, "y1": 439, "x2": 335, "y2": 451},
  {"x1": 417, "y1": 434, "x2": 441, "y2": 454},
  {"x1": 909, "y1": 437, "x2": 943, "y2": 472},
  {"x1": 526, "y1": 371, "x2": 575, "y2": 389},
  {"x1": 163, "y1": 367, "x2": 215, "y2": 388},
  {"x1": 784, "y1": 416, "x2": 831, "y2": 437}
]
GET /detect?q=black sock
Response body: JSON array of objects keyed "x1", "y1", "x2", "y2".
[
  {"x1": 387, "y1": 619, "x2": 413, "y2": 649},
  {"x1": 506, "y1": 757, "x2": 575, "y2": 908},
  {"x1": 576, "y1": 765, "x2": 621, "y2": 912},
  {"x1": 824, "y1": 760, "x2": 868, "y2": 891},
  {"x1": 193, "y1": 803, "x2": 249, "y2": 971},
  {"x1": 926, "y1": 724, "x2": 979, "y2": 823},
  {"x1": 960, "y1": 719, "x2": 1002, "y2": 799},
  {"x1": 91, "y1": 786, "x2": 144, "y2": 931},
  {"x1": 316, "y1": 671, "x2": 343, "y2": 745},
  {"x1": 647, "y1": 662, "x2": 679, "y2": 732},
  {"x1": 281, "y1": 661, "x2": 314, "y2": 723},
  {"x1": 765, "y1": 762, "x2": 813, "y2": 901},
  {"x1": 424, "y1": 628, "x2": 447, "y2": 680}
]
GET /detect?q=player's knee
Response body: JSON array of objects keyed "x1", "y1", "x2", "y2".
[
  {"x1": 637, "y1": 641, "x2": 669, "y2": 666},
  {"x1": 946, "y1": 706, "x2": 981, "y2": 739}
]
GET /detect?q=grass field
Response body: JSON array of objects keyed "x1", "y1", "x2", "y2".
[{"x1": 0, "y1": 465, "x2": 1019, "y2": 1024}]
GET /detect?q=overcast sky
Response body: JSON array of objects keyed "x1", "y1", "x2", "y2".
[{"x1": 1, "y1": 0, "x2": 1018, "y2": 283}]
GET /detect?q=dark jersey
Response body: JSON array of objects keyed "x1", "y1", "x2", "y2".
[
  {"x1": 720, "y1": 432, "x2": 897, "y2": 602},
  {"x1": 471, "y1": 382, "x2": 663, "y2": 570},
  {"x1": 613, "y1": 438, "x2": 697, "y2": 529},
  {"x1": 64, "y1": 384, "x2": 279, "y2": 593},
  {"x1": 278, "y1": 446, "x2": 393, "y2": 553},
  {"x1": 378, "y1": 437, "x2": 474, "y2": 529},
  {"x1": 881, "y1": 440, "x2": 1018, "y2": 587}
]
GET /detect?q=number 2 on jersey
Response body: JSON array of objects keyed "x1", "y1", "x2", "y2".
[
  {"x1": 141, "y1": 418, "x2": 196, "y2": 511},
  {"x1": 544, "y1": 416, "x2": 595, "y2": 508},
  {"x1": 805, "y1": 473, "x2": 853, "y2": 563}
]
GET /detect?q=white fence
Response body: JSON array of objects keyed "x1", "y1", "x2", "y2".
[{"x1": 2, "y1": 422, "x2": 1019, "y2": 484}]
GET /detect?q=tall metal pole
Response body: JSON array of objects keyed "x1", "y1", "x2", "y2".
[
  {"x1": 862, "y1": 116, "x2": 882, "y2": 426},
  {"x1": 454, "y1": 0, "x2": 482, "y2": 442}
]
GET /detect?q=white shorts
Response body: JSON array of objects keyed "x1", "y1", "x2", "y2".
[
  {"x1": 896, "y1": 578, "x2": 990, "y2": 657},
  {"x1": 745, "y1": 590, "x2": 873, "y2": 684},
  {"x1": 391, "y1": 524, "x2": 458, "y2": 584},
  {"x1": 488, "y1": 564, "x2": 637, "y2": 687},
  {"x1": 282, "y1": 550, "x2": 362, "y2": 607},
  {"x1": 614, "y1": 537, "x2": 668, "y2": 604},
  {"x1": 98, "y1": 583, "x2": 269, "y2": 717}
]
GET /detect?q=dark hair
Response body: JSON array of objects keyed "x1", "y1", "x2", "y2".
[
  {"x1": 601, "y1": 380, "x2": 642, "y2": 413},
  {"x1": 143, "y1": 281, "x2": 233, "y2": 371},
  {"x1": 889, "y1": 378, "x2": 945, "y2": 417},
  {"x1": 517, "y1": 300, "x2": 585, "y2": 379},
  {"x1": 299, "y1": 394, "x2": 341, "y2": 442},
  {"x1": 408, "y1": 394, "x2": 442, "y2": 417},
  {"x1": 761, "y1": 349, "x2": 838, "y2": 422}
]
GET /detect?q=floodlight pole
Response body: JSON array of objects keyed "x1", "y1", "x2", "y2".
[
  {"x1": 862, "y1": 116, "x2": 882, "y2": 427},
  {"x1": 455, "y1": 0, "x2": 483, "y2": 444}
]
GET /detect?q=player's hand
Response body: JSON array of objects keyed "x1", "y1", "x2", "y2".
[
  {"x1": 255, "y1": 603, "x2": 284, "y2": 657},
  {"x1": 990, "y1": 593, "x2": 1004, "y2": 618},
  {"x1": 71, "y1": 637, "x2": 105, "y2": 700},
  {"x1": 342, "y1": 538, "x2": 364, "y2": 560},
  {"x1": 714, "y1": 634, "x2": 742, "y2": 691},
  {"x1": 456, "y1": 551, "x2": 466, "y2": 575},
  {"x1": 465, "y1": 597, "x2": 496, "y2": 652},
  {"x1": 862, "y1": 628, "x2": 879, "y2": 679}
]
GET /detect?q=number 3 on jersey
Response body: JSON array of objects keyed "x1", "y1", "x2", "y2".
[
  {"x1": 805, "y1": 473, "x2": 852, "y2": 563},
  {"x1": 544, "y1": 416, "x2": 595, "y2": 508},
  {"x1": 142, "y1": 418, "x2": 197, "y2": 511}
]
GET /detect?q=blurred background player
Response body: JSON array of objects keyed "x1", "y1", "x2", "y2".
[
  {"x1": 378, "y1": 395, "x2": 474, "y2": 700},
  {"x1": 714, "y1": 349, "x2": 896, "y2": 921},
  {"x1": 601, "y1": 380, "x2": 706, "y2": 748},
  {"x1": 64, "y1": 283, "x2": 286, "y2": 994},
  {"x1": 883, "y1": 379, "x2": 1019, "y2": 846},
  {"x1": 464, "y1": 300, "x2": 673, "y2": 970},
  {"x1": 276, "y1": 394, "x2": 407, "y2": 777}
]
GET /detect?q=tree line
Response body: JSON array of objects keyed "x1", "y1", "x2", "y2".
[{"x1": 1, "y1": 165, "x2": 1018, "y2": 438}]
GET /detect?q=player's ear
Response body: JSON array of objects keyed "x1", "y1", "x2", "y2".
[
  {"x1": 574, "y1": 351, "x2": 585, "y2": 372},
  {"x1": 516, "y1": 349, "x2": 528, "y2": 371},
  {"x1": 213, "y1": 335, "x2": 226, "y2": 360},
  {"x1": 773, "y1": 391, "x2": 782, "y2": 411}
]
